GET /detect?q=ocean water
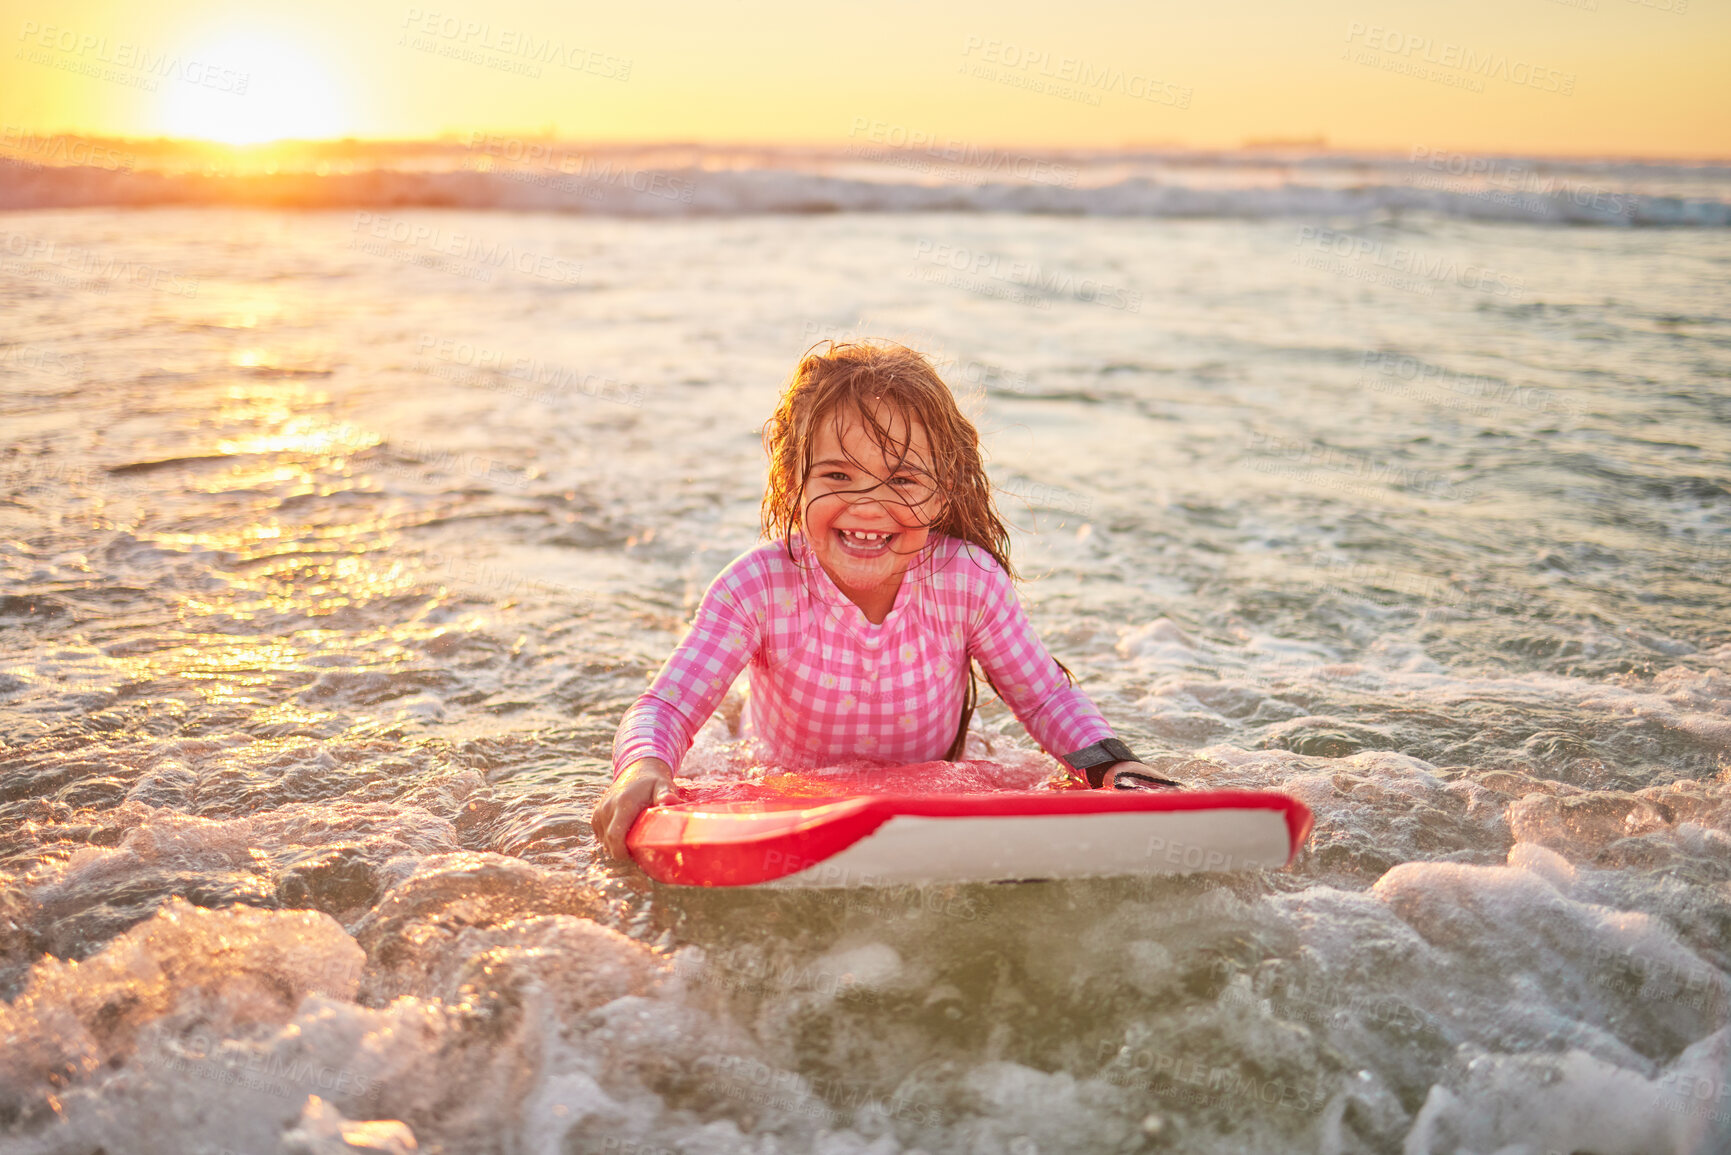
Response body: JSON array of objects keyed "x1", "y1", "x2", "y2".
[{"x1": 2, "y1": 146, "x2": 1730, "y2": 1155}]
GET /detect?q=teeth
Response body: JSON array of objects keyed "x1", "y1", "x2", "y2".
[{"x1": 841, "y1": 529, "x2": 891, "y2": 542}]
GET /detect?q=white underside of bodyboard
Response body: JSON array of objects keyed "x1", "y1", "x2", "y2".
[{"x1": 766, "y1": 808, "x2": 1293, "y2": 888}]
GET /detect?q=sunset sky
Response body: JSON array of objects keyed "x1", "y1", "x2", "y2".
[{"x1": 2, "y1": 0, "x2": 1726, "y2": 156}]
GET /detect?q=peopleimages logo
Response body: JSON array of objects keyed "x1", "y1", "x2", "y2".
[
  {"x1": 15, "y1": 21, "x2": 250, "y2": 93},
  {"x1": 911, "y1": 240, "x2": 1142, "y2": 312},
  {"x1": 0, "y1": 229, "x2": 198, "y2": 297},
  {"x1": 846, "y1": 118, "x2": 1079, "y2": 188},
  {"x1": 1343, "y1": 23, "x2": 1576, "y2": 95},
  {"x1": 1094, "y1": 1040, "x2": 1328, "y2": 1114},
  {"x1": 1358, "y1": 350, "x2": 1581, "y2": 419},
  {"x1": 961, "y1": 35, "x2": 1192, "y2": 108},
  {"x1": 463, "y1": 133, "x2": 695, "y2": 203},
  {"x1": 398, "y1": 7, "x2": 631, "y2": 80},
  {"x1": 1404, "y1": 146, "x2": 1636, "y2": 220},
  {"x1": 414, "y1": 333, "x2": 646, "y2": 407},
  {"x1": 350, "y1": 212, "x2": 583, "y2": 285},
  {"x1": 0, "y1": 127, "x2": 134, "y2": 170},
  {"x1": 1293, "y1": 226, "x2": 1526, "y2": 300}
]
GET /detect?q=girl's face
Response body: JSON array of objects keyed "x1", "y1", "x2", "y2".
[{"x1": 801, "y1": 403, "x2": 945, "y2": 601}]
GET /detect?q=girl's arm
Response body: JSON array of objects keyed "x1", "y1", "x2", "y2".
[
  {"x1": 612, "y1": 571, "x2": 761, "y2": 776},
  {"x1": 964, "y1": 555, "x2": 1127, "y2": 777},
  {"x1": 593, "y1": 567, "x2": 762, "y2": 857}
]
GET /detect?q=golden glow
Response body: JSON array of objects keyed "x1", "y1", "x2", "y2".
[
  {"x1": 185, "y1": 289, "x2": 293, "y2": 331},
  {"x1": 3, "y1": 2, "x2": 1725, "y2": 163},
  {"x1": 157, "y1": 31, "x2": 346, "y2": 144}
]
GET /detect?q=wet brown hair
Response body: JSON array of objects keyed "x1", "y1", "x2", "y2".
[
  {"x1": 762, "y1": 340, "x2": 1011, "y2": 572},
  {"x1": 760, "y1": 340, "x2": 1072, "y2": 760}
]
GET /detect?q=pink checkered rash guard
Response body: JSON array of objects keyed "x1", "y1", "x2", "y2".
[{"x1": 611, "y1": 532, "x2": 1119, "y2": 777}]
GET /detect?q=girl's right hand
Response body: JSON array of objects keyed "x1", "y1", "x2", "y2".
[{"x1": 591, "y1": 757, "x2": 682, "y2": 861}]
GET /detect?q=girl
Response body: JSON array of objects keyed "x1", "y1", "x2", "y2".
[{"x1": 592, "y1": 341, "x2": 1170, "y2": 860}]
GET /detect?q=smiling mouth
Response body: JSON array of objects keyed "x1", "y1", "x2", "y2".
[{"x1": 834, "y1": 527, "x2": 896, "y2": 557}]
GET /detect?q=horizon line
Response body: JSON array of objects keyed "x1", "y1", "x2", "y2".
[{"x1": 3, "y1": 130, "x2": 1729, "y2": 165}]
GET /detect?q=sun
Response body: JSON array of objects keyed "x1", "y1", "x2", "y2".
[{"x1": 158, "y1": 31, "x2": 347, "y2": 144}]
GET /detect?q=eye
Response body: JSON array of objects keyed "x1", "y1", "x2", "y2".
[{"x1": 823, "y1": 471, "x2": 851, "y2": 482}]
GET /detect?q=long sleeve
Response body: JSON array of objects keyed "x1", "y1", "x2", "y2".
[
  {"x1": 965, "y1": 555, "x2": 1116, "y2": 762},
  {"x1": 611, "y1": 566, "x2": 761, "y2": 778}
]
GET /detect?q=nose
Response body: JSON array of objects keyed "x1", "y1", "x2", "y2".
[
  {"x1": 845, "y1": 479, "x2": 897, "y2": 503},
  {"x1": 840, "y1": 483, "x2": 922, "y2": 522}
]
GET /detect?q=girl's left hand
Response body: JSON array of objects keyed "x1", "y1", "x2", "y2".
[{"x1": 1100, "y1": 761, "x2": 1183, "y2": 790}]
